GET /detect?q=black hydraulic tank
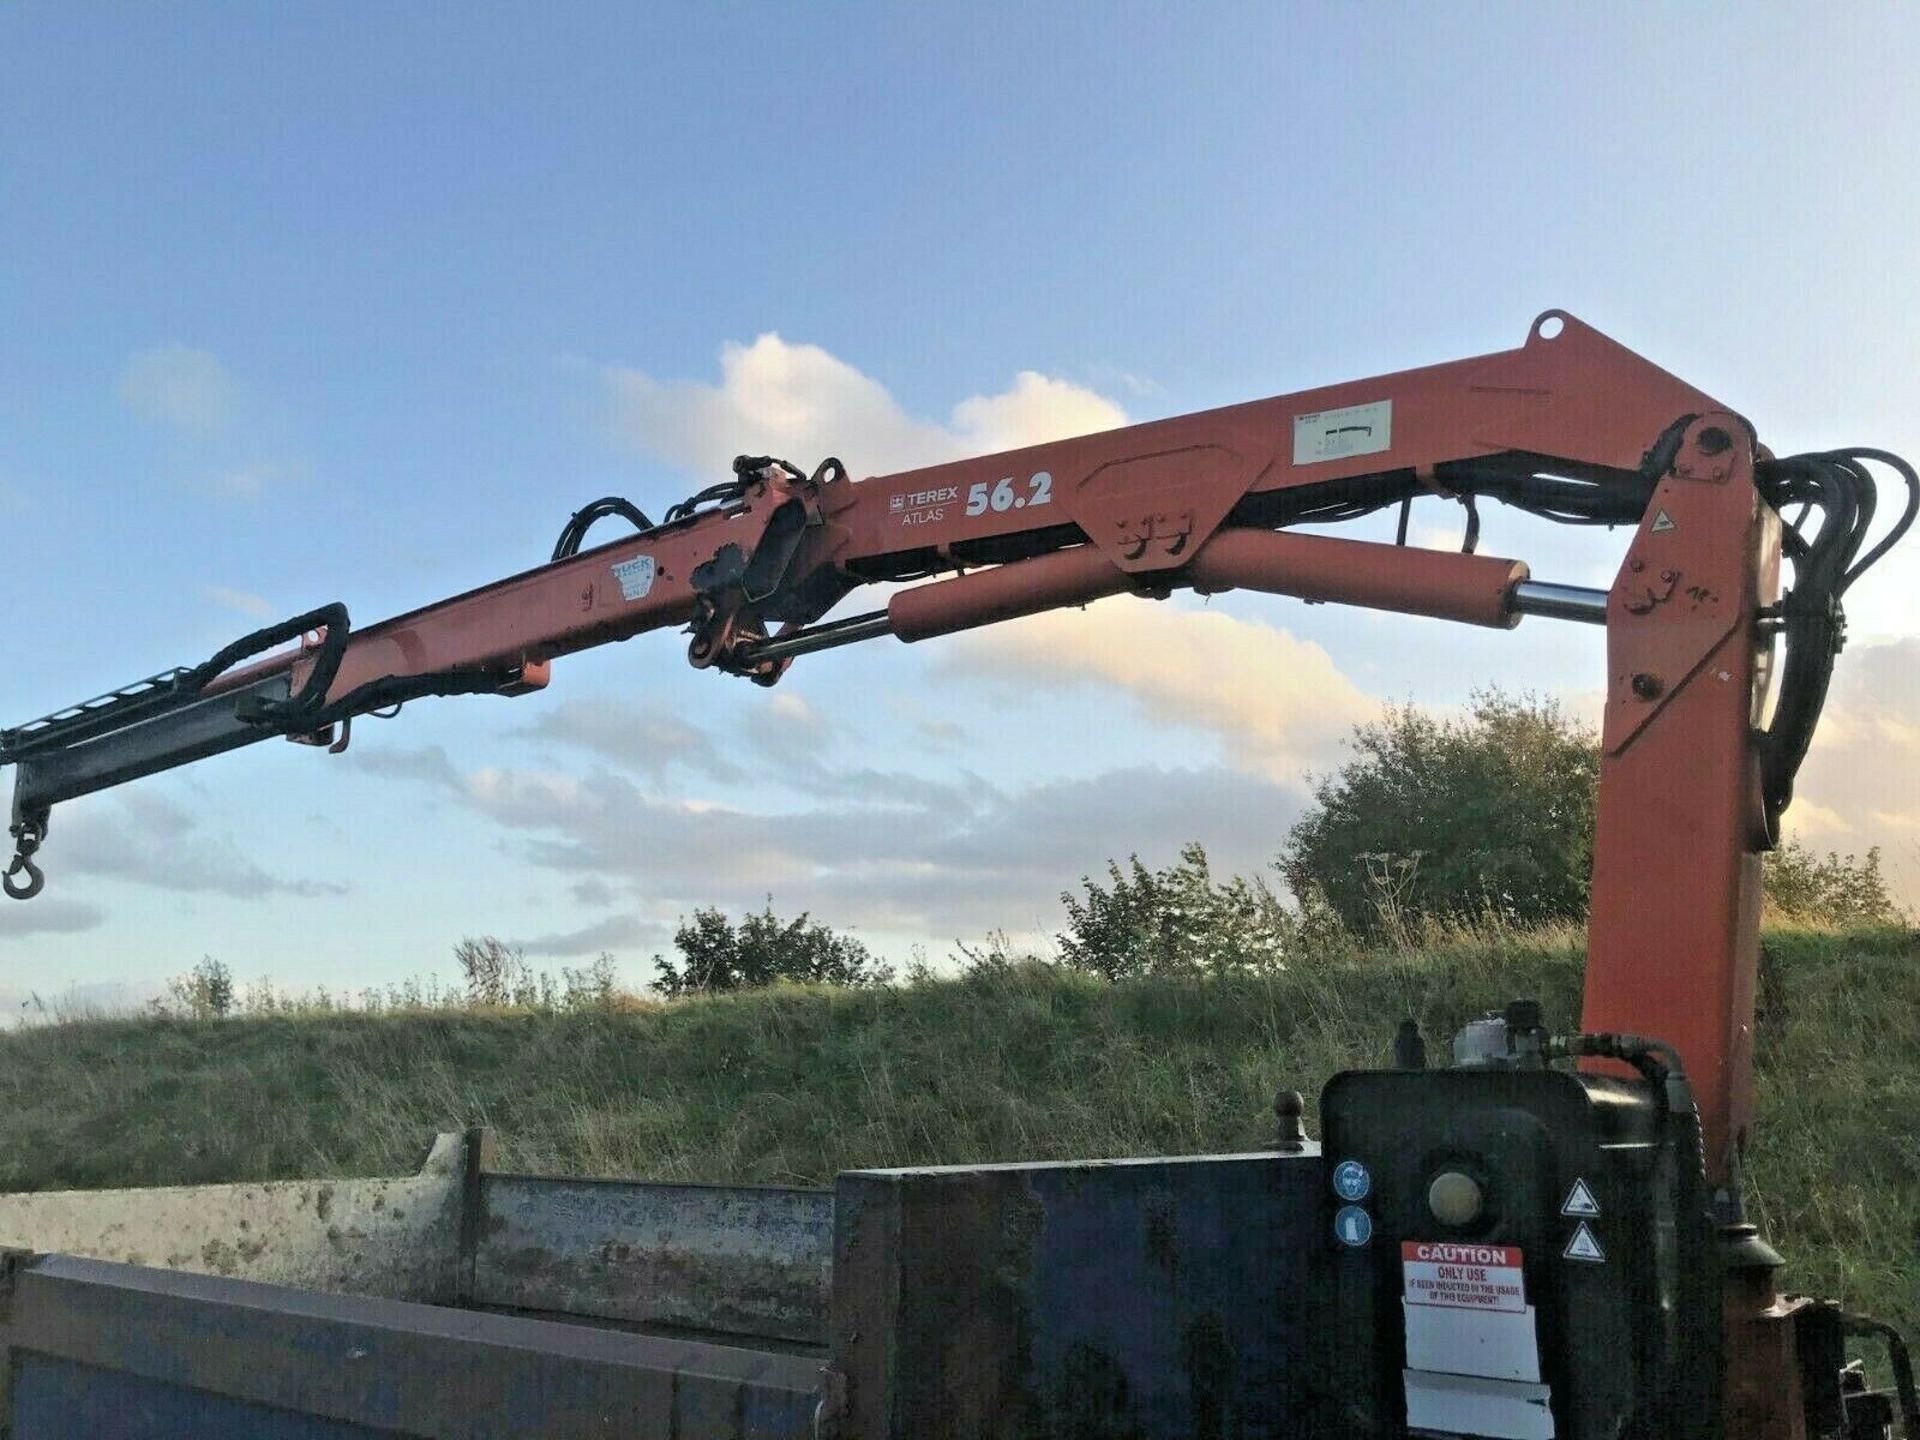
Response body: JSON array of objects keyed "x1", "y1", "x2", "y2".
[{"x1": 1317, "y1": 1065, "x2": 1717, "y2": 1439}]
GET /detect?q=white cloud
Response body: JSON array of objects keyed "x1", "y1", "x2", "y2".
[
  {"x1": 509, "y1": 912, "x2": 668, "y2": 957},
  {"x1": 940, "y1": 596, "x2": 1381, "y2": 780},
  {"x1": 119, "y1": 345, "x2": 237, "y2": 435},
  {"x1": 0, "y1": 898, "x2": 106, "y2": 941},
  {"x1": 514, "y1": 699, "x2": 745, "y2": 784},
  {"x1": 365, "y1": 743, "x2": 1299, "y2": 943},
  {"x1": 54, "y1": 791, "x2": 347, "y2": 900},
  {"x1": 1786, "y1": 637, "x2": 1920, "y2": 903},
  {"x1": 604, "y1": 334, "x2": 1127, "y2": 481},
  {"x1": 202, "y1": 583, "x2": 273, "y2": 618}
]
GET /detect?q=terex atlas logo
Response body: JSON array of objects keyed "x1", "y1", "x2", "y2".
[{"x1": 1406, "y1": 1243, "x2": 1517, "y2": 1266}]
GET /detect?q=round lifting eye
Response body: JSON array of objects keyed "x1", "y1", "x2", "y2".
[{"x1": 1427, "y1": 1170, "x2": 1486, "y2": 1227}]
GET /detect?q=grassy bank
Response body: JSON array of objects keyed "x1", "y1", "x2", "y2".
[{"x1": 0, "y1": 922, "x2": 1913, "y2": 1333}]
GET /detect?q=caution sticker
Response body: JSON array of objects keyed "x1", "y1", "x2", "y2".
[{"x1": 1402, "y1": 1242, "x2": 1527, "y2": 1313}]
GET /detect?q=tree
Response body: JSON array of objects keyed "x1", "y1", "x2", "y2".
[
  {"x1": 652, "y1": 902, "x2": 893, "y2": 997},
  {"x1": 1279, "y1": 691, "x2": 1599, "y2": 935},
  {"x1": 1762, "y1": 840, "x2": 1897, "y2": 924},
  {"x1": 1057, "y1": 842, "x2": 1299, "y2": 979}
]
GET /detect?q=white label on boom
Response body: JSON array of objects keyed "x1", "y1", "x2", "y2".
[
  {"x1": 611, "y1": 555, "x2": 656, "y2": 602},
  {"x1": 1293, "y1": 399, "x2": 1393, "y2": 465}
]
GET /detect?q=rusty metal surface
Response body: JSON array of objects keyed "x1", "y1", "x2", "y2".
[
  {"x1": 830, "y1": 1149, "x2": 1327, "y2": 1439},
  {"x1": 3, "y1": 1252, "x2": 822, "y2": 1438},
  {"x1": 473, "y1": 1173, "x2": 832, "y2": 1346},
  {"x1": 0, "y1": 1132, "x2": 470, "y2": 1303}
]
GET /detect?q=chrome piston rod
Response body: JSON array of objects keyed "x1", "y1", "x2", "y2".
[{"x1": 1509, "y1": 580, "x2": 1609, "y2": 624}]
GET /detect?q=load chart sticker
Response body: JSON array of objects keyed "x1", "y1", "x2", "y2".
[
  {"x1": 1293, "y1": 399, "x2": 1393, "y2": 465},
  {"x1": 1402, "y1": 1242, "x2": 1527, "y2": 1313}
]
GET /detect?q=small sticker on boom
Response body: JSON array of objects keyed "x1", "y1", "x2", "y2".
[{"x1": 611, "y1": 555, "x2": 656, "y2": 602}]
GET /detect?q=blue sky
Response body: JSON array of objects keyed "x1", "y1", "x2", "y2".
[{"x1": 3, "y1": 4, "x2": 1917, "y2": 1005}]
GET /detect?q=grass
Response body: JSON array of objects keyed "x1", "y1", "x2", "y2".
[{"x1": 0, "y1": 921, "x2": 1913, "y2": 1336}]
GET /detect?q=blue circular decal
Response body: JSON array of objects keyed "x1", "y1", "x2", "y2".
[
  {"x1": 1334, "y1": 1205, "x2": 1374, "y2": 1248},
  {"x1": 1332, "y1": 1159, "x2": 1372, "y2": 1202}
]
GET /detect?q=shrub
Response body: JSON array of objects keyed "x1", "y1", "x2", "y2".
[
  {"x1": 1763, "y1": 841, "x2": 1898, "y2": 924},
  {"x1": 156, "y1": 956, "x2": 235, "y2": 1019},
  {"x1": 1057, "y1": 841, "x2": 1308, "y2": 979},
  {"x1": 1279, "y1": 691, "x2": 1600, "y2": 936},
  {"x1": 653, "y1": 902, "x2": 893, "y2": 996}
]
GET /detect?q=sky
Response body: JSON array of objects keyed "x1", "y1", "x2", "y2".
[{"x1": 2, "y1": 4, "x2": 1916, "y2": 1009}]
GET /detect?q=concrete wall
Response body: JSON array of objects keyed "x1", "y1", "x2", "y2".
[
  {"x1": 0, "y1": 1132, "x2": 471, "y2": 1303},
  {"x1": 0, "y1": 1134, "x2": 832, "y2": 1346}
]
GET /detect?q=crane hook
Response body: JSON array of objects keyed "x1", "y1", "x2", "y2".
[{"x1": 4, "y1": 820, "x2": 46, "y2": 901}]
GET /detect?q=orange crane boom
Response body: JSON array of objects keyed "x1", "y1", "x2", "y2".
[{"x1": 4, "y1": 312, "x2": 1914, "y2": 1438}]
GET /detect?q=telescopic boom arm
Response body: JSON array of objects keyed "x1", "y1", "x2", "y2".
[{"x1": 3, "y1": 311, "x2": 1914, "y2": 1193}]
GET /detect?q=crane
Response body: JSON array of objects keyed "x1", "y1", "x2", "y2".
[{"x1": 3, "y1": 312, "x2": 1913, "y2": 1439}]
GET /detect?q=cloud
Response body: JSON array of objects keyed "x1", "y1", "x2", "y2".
[
  {"x1": 369, "y1": 742, "x2": 1301, "y2": 941},
  {"x1": 355, "y1": 743, "x2": 467, "y2": 792},
  {"x1": 202, "y1": 583, "x2": 273, "y2": 618},
  {"x1": 55, "y1": 791, "x2": 347, "y2": 900},
  {"x1": 509, "y1": 912, "x2": 668, "y2": 957},
  {"x1": 1787, "y1": 636, "x2": 1920, "y2": 902},
  {"x1": 119, "y1": 345, "x2": 237, "y2": 434},
  {"x1": 0, "y1": 898, "x2": 107, "y2": 940},
  {"x1": 513, "y1": 699, "x2": 744, "y2": 784},
  {"x1": 604, "y1": 334, "x2": 1127, "y2": 481},
  {"x1": 940, "y1": 597, "x2": 1381, "y2": 779},
  {"x1": 568, "y1": 878, "x2": 617, "y2": 906}
]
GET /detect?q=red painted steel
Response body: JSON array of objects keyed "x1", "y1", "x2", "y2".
[
  {"x1": 840, "y1": 310, "x2": 1717, "y2": 572},
  {"x1": 888, "y1": 548, "x2": 1134, "y2": 643},
  {"x1": 1186, "y1": 530, "x2": 1526, "y2": 628},
  {"x1": 1583, "y1": 416, "x2": 1775, "y2": 1189},
  {"x1": 146, "y1": 315, "x2": 1774, "y2": 1191},
  {"x1": 201, "y1": 311, "x2": 1720, "y2": 710}
]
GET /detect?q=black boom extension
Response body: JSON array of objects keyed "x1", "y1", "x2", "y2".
[{"x1": 2, "y1": 604, "x2": 351, "y2": 898}]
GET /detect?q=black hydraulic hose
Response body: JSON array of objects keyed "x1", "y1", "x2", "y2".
[
  {"x1": 550, "y1": 497, "x2": 655, "y2": 562},
  {"x1": 176, "y1": 602, "x2": 351, "y2": 702}
]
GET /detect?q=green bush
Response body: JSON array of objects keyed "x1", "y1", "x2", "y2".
[
  {"x1": 1057, "y1": 841, "x2": 1338, "y2": 978},
  {"x1": 653, "y1": 902, "x2": 893, "y2": 996},
  {"x1": 1279, "y1": 691, "x2": 1599, "y2": 936},
  {"x1": 155, "y1": 956, "x2": 235, "y2": 1019},
  {"x1": 1762, "y1": 840, "x2": 1898, "y2": 924}
]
